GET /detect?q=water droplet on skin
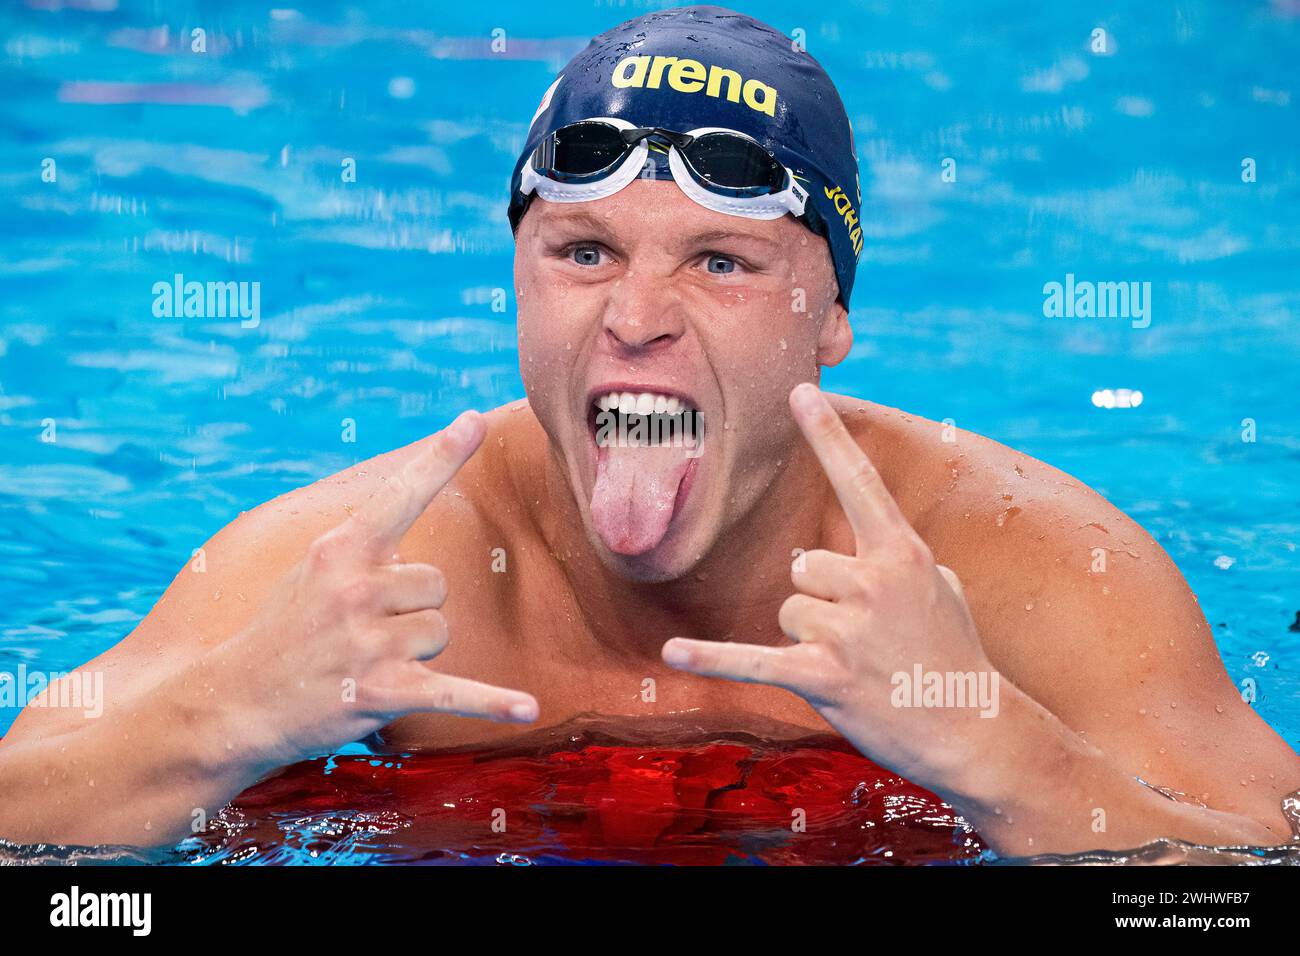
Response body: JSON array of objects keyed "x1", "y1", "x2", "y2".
[
  {"x1": 1024, "y1": 602, "x2": 1034, "y2": 611},
  {"x1": 1215, "y1": 704, "x2": 1224, "y2": 714}
]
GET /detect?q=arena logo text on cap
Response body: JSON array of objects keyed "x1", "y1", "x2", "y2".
[{"x1": 610, "y1": 55, "x2": 778, "y2": 117}]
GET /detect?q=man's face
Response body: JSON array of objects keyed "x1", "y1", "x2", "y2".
[{"x1": 513, "y1": 178, "x2": 850, "y2": 582}]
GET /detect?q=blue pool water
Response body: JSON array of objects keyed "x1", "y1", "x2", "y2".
[{"x1": 0, "y1": 0, "x2": 1298, "y2": 858}]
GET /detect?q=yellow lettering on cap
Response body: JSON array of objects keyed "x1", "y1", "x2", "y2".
[
  {"x1": 705, "y1": 65, "x2": 743, "y2": 103},
  {"x1": 824, "y1": 183, "x2": 865, "y2": 259},
  {"x1": 668, "y1": 58, "x2": 708, "y2": 93},
  {"x1": 646, "y1": 56, "x2": 677, "y2": 89},
  {"x1": 742, "y1": 79, "x2": 777, "y2": 117},
  {"x1": 609, "y1": 55, "x2": 778, "y2": 116},
  {"x1": 612, "y1": 56, "x2": 650, "y2": 88}
]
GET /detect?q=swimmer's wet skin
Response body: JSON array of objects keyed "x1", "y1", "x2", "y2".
[{"x1": 2, "y1": 4, "x2": 1299, "y2": 859}]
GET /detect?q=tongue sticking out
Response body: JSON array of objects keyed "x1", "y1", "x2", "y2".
[{"x1": 591, "y1": 441, "x2": 695, "y2": 555}]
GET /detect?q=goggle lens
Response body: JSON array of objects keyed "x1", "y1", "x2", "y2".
[
  {"x1": 533, "y1": 121, "x2": 629, "y2": 178},
  {"x1": 683, "y1": 132, "x2": 785, "y2": 191}
]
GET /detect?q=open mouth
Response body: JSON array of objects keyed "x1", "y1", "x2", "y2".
[
  {"x1": 584, "y1": 389, "x2": 706, "y2": 557},
  {"x1": 587, "y1": 390, "x2": 705, "y2": 450}
]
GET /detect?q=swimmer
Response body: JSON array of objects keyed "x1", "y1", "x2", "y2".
[{"x1": 2, "y1": 5, "x2": 1297, "y2": 857}]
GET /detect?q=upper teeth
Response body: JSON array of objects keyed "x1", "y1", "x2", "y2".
[{"x1": 595, "y1": 391, "x2": 692, "y2": 415}]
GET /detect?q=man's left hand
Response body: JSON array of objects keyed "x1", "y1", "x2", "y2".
[{"x1": 663, "y1": 382, "x2": 1004, "y2": 794}]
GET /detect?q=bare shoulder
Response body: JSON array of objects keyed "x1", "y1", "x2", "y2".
[
  {"x1": 142, "y1": 410, "x2": 527, "y2": 645},
  {"x1": 828, "y1": 391, "x2": 1124, "y2": 542},
  {"x1": 829, "y1": 393, "x2": 1230, "y2": 701},
  {"x1": 18, "y1": 419, "x2": 511, "y2": 732}
]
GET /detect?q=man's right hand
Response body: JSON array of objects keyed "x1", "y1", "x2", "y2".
[{"x1": 215, "y1": 409, "x2": 539, "y2": 766}]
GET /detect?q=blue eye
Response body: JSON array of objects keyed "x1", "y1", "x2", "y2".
[
  {"x1": 706, "y1": 254, "x2": 736, "y2": 274},
  {"x1": 572, "y1": 245, "x2": 601, "y2": 266}
]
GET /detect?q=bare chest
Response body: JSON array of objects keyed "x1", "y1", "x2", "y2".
[{"x1": 380, "y1": 543, "x2": 831, "y2": 749}]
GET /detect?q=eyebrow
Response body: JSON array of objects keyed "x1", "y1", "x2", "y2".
[
  {"x1": 546, "y1": 210, "x2": 781, "y2": 250},
  {"x1": 680, "y1": 229, "x2": 780, "y2": 250}
]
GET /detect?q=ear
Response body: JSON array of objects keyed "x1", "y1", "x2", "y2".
[{"x1": 815, "y1": 299, "x2": 853, "y2": 368}]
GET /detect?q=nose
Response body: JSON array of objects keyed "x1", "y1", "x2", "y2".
[{"x1": 600, "y1": 270, "x2": 686, "y2": 355}]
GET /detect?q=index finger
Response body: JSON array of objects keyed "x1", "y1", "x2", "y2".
[
  {"x1": 789, "y1": 383, "x2": 908, "y2": 546},
  {"x1": 662, "y1": 638, "x2": 824, "y2": 696},
  {"x1": 346, "y1": 410, "x2": 485, "y2": 561},
  {"x1": 385, "y1": 670, "x2": 539, "y2": 724}
]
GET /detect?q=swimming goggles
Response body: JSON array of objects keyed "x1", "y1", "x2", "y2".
[{"x1": 518, "y1": 117, "x2": 810, "y2": 222}]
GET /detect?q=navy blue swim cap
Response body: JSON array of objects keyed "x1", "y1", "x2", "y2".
[{"x1": 507, "y1": 5, "x2": 863, "y2": 308}]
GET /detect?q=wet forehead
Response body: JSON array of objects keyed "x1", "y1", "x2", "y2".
[{"x1": 526, "y1": 182, "x2": 805, "y2": 254}]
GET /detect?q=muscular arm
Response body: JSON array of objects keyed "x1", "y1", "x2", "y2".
[
  {"x1": 0, "y1": 418, "x2": 538, "y2": 848},
  {"x1": 938, "y1": 467, "x2": 1300, "y2": 854},
  {"x1": 0, "y1": 481, "x2": 340, "y2": 847},
  {"x1": 0, "y1": 651, "x2": 284, "y2": 847}
]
